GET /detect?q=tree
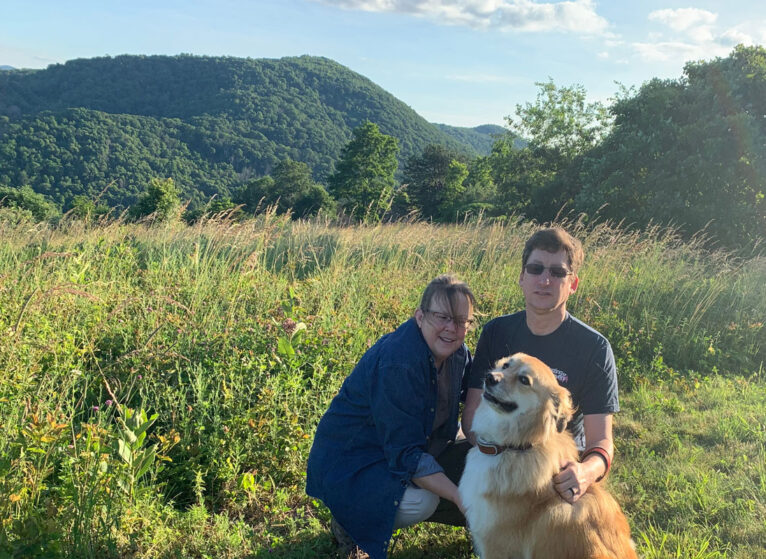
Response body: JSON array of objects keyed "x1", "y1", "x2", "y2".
[
  {"x1": 457, "y1": 156, "x2": 499, "y2": 218},
  {"x1": 234, "y1": 159, "x2": 333, "y2": 218},
  {"x1": 129, "y1": 177, "x2": 180, "y2": 222},
  {"x1": 490, "y1": 80, "x2": 610, "y2": 218},
  {"x1": 327, "y1": 122, "x2": 399, "y2": 222},
  {"x1": 0, "y1": 185, "x2": 60, "y2": 221},
  {"x1": 511, "y1": 80, "x2": 610, "y2": 160},
  {"x1": 70, "y1": 194, "x2": 110, "y2": 221},
  {"x1": 403, "y1": 144, "x2": 469, "y2": 221},
  {"x1": 575, "y1": 45, "x2": 766, "y2": 248}
]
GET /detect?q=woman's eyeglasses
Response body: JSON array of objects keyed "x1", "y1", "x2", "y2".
[
  {"x1": 424, "y1": 310, "x2": 475, "y2": 330},
  {"x1": 523, "y1": 263, "x2": 573, "y2": 278}
]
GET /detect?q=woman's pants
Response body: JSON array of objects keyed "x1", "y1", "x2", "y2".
[{"x1": 392, "y1": 439, "x2": 470, "y2": 529}]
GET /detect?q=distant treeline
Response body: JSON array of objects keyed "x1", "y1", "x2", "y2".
[{"x1": 1, "y1": 47, "x2": 765, "y2": 249}]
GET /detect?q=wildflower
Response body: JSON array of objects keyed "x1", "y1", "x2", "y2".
[
  {"x1": 92, "y1": 406, "x2": 100, "y2": 412},
  {"x1": 105, "y1": 400, "x2": 113, "y2": 407},
  {"x1": 281, "y1": 318, "x2": 297, "y2": 336},
  {"x1": 137, "y1": 375, "x2": 143, "y2": 380}
]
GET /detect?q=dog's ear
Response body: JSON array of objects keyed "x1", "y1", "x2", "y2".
[{"x1": 551, "y1": 388, "x2": 574, "y2": 433}]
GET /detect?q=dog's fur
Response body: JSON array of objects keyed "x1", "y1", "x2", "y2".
[{"x1": 459, "y1": 353, "x2": 637, "y2": 559}]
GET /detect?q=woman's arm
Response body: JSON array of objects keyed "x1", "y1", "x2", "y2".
[{"x1": 411, "y1": 471, "x2": 465, "y2": 514}]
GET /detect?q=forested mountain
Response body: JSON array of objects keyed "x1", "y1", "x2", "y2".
[
  {"x1": 433, "y1": 123, "x2": 510, "y2": 155},
  {"x1": 0, "y1": 54, "x2": 476, "y2": 208},
  {"x1": 2, "y1": 47, "x2": 763, "y2": 249}
]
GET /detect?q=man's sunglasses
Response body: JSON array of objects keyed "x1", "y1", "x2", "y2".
[{"x1": 523, "y1": 263, "x2": 573, "y2": 278}]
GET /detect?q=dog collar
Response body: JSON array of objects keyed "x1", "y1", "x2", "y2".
[{"x1": 476, "y1": 438, "x2": 532, "y2": 455}]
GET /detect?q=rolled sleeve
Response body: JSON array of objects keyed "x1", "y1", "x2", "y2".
[{"x1": 412, "y1": 451, "x2": 444, "y2": 479}]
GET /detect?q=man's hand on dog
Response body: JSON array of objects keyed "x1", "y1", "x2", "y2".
[{"x1": 553, "y1": 460, "x2": 594, "y2": 503}]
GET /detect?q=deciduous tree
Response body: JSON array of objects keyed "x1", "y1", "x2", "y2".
[
  {"x1": 327, "y1": 122, "x2": 399, "y2": 222},
  {"x1": 234, "y1": 159, "x2": 333, "y2": 218},
  {"x1": 575, "y1": 45, "x2": 766, "y2": 248},
  {"x1": 403, "y1": 144, "x2": 468, "y2": 221},
  {"x1": 129, "y1": 177, "x2": 180, "y2": 222}
]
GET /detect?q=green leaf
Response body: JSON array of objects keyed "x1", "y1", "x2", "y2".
[
  {"x1": 277, "y1": 336, "x2": 295, "y2": 358},
  {"x1": 117, "y1": 439, "x2": 133, "y2": 465},
  {"x1": 134, "y1": 448, "x2": 156, "y2": 479}
]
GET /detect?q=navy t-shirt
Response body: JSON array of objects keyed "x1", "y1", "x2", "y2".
[{"x1": 468, "y1": 311, "x2": 619, "y2": 450}]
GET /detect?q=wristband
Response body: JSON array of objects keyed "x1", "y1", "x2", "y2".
[{"x1": 582, "y1": 446, "x2": 611, "y2": 482}]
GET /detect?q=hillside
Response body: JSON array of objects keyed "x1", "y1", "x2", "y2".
[
  {"x1": 0, "y1": 54, "x2": 480, "y2": 209},
  {"x1": 433, "y1": 123, "x2": 507, "y2": 155}
]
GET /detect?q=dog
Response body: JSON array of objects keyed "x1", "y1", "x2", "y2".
[{"x1": 459, "y1": 353, "x2": 637, "y2": 559}]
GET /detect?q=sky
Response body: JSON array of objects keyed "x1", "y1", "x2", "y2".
[{"x1": 3, "y1": 1, "x2": 766, "y2": 127}]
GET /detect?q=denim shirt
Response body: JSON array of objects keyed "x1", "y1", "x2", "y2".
[{"x1": 306, "y1": 318, "x2": 471, "y2": 559}]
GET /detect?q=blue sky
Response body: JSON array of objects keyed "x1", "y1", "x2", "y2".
[{"x1": 3, "y1": 1, "x2": 766, "y2": 127}]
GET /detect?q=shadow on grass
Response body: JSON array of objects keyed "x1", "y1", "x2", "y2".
[
  {"x1": 253, "y1": 533, "x2": 336, "y2": 558},
  {"x1": 251, "y1": 528, "x2": 475, "y2": 559},
  {"x1": 391, "y1": 539, "x2": 474, "y2": 559}
]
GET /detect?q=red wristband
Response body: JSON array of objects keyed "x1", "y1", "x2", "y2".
[{"x1": 582, "y1": 446, "x2": 611, "y2": 482}]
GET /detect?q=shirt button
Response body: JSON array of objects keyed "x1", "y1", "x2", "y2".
[
  {"x1": 430, "y1": 408, "x2": 435, "y2": 412},
  {"x1": 394, "y1": 500, "x2": 399, "y2": 506}
]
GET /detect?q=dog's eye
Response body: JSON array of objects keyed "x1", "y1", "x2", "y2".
[
  {"x1": 502, "y1": 362, "x2": 510, "y2": 370},
  {"x1": 518, "y1": 375, "x2": 531, "y2": 386}
]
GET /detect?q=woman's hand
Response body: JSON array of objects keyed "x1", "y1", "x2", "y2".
[{"x1": 453, "y1": 491, "x2": 467, "y2": 516}]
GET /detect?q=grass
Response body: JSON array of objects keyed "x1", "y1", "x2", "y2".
[{"x1": 0, "y1": 212, "x2": 763, "y2": 558}]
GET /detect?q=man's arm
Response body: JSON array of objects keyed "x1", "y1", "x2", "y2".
[{"x1": 553, "y1": 413, "x2": 613, "y2": 503}]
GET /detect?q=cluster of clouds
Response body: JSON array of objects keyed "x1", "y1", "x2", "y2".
[
  {"x1": 315, "y1": 0, "x2": 609, "y2": 34},
  {"x1": 635, "y1": 7, "x2": 762, "y2": 62},
  {"x1": 315, "y1": 1, "x2": 765, "y2": 63}
]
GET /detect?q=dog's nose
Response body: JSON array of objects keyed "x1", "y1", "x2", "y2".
[{"x1": 485, "y1": 372, "x2": 499, "y2": 386}]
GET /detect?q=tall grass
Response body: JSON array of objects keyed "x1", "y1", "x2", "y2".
[{"x1": 0, "y1": 213, "x2": 763, "y2": 557}]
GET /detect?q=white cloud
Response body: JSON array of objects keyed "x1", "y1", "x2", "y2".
[
  {"x1": 633, "y1": 9, "x2": 765, "y2": 65},
  {"x1": 648, "y1": 8, "x2": 716, "y2": 44},
  {"x1": 632, "y1": 40, "x2": 724, "y2": 63},
  {"x1": 718, "y1": 28, "x2": 753, "y2": 47},
  {"x1": 648, "y1": 8, "x2": 716, "y2": 32},
  {"x1": 314, "y1": 0, "x2": 610, "y2": 35}
]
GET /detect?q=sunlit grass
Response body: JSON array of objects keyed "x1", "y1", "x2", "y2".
[{"x1": 0, "y1": 213, "x2": 763, "y2": 557}]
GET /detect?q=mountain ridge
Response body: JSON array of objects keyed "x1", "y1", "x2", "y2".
[{"x1": 0, "y1": 54, "x2": 505, "y2": 209}]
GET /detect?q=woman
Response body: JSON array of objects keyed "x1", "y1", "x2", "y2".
[{"x1": 306, "y1": 274, "x2": 476, "y2": 559}]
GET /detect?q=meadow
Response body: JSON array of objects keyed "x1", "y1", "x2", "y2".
[{"x1": 0, "y1": 211, "x2": 763, "y2": 558}]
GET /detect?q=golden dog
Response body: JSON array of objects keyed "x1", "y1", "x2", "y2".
[{"x1": 459, "y1": 353, "x2": 637, "y2": 559}]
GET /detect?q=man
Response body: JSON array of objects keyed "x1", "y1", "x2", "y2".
[{"x1": 461, "y1": 226, "x2": 619, "y2": 503}]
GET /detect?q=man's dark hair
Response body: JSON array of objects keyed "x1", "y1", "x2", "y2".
[{"x1": 522, "y1": 227, "x2": 584, "y2": 274}]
